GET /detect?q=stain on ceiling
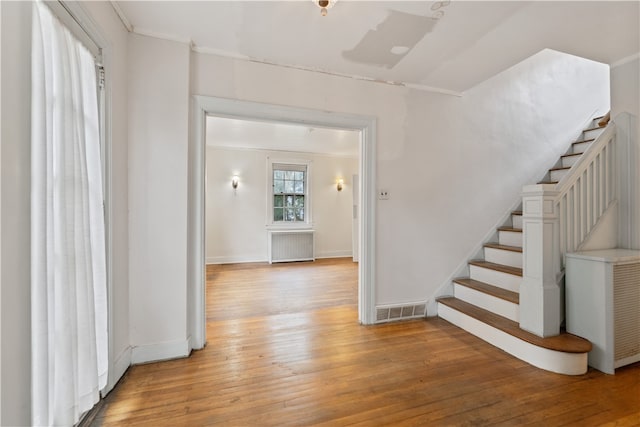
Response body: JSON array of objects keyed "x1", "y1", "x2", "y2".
[{"x1": 342, "y1": 10, "x2": 438, "y2": 69}]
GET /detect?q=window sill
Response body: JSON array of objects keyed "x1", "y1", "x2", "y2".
[{"x1": 266, "y1": 223, "x2": 314, "y2": 231}]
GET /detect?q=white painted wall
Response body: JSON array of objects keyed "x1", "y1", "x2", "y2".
[
  {"x1": 1, "y1": 2, "x2": 32, "y2": 424},
  {"x1": 610, "y1": 57, "x2": 640, "y2": 249},
  {"x1": 125, "y1": 41, "x2": 608, "y2": 358},
  {"x1": 0, "y1": 1, "x2": 616, "y2": 420},
  {"x1": 1, "y1": 2, "x2": 131, "y2": 422},
  {"x1": 205, "y1": 147, "x2": 357, "y2": 263},
  {"x1": 611, "y1": 57, "x2": 640, "y2": 120},
  {"x1": 127, "y1": 34, "x2": 191, "y2": 360},
  {"x1": 191, "y1": 48, "x2": 609, "y2": 307}
]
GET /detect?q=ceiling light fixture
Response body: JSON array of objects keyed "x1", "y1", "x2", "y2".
[{"x1": 313, "y1": 0, "x2": 337, "y2": 16}]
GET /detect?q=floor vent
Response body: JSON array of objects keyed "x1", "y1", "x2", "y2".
[
  {"x1": 376, "y1": 303, "x2": 427, "y2": 323},
  {"x1": 268, "y1": 230, "x2": 315, "y2": 263}
]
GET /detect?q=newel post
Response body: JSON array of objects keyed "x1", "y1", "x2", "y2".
[{"x1": 519, "y1": 184, "x2": 562, "y2": 337}]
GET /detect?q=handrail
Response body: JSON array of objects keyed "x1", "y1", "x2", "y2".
[{"x1": 555, "y1": 123, "x2": 617, "y2": 264}]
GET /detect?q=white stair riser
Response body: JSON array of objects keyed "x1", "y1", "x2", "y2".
[
  {"x1": 582, "y1": 128, "x2": 605, "y2": 139},
  {"x1": 561, "y1": 155, "x2": 580, "y2": 168},
  {"x1": 469, "y1": 265, "x2": 521, "y2": 292},
  {"x1": 550, "y1": 168, "x2": 570, "y2": 182},
  {"x1": 453, "y1": 284, "x2": 519, "y2": 322},
  {"x1": 484, "y1": 247, "x2": 523, "y2": 268},
  {"x1": 572, "y1": 141, "x2": 591, "y2": 154},
  {"x1": 499, "y1": 230, "x2": 522, "y2": 247},
  {"x1": 437, "y1": 303, "x2": 588, "y2": 375},
  {"x1": 512, "y1": 215, "x2": 523, "y2": 229}
]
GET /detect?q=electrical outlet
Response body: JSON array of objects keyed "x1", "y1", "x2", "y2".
[{"x1": 378, "y1": 189, "x2": 390, "y2": 200}]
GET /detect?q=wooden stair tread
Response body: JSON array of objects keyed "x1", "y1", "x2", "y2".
[
  {"x1": 572, "y1": 138, "x2": 594, "y2": 146},
  {"x1": 453, "y1": 278, "x2": 519, "y2": 304},
  {"x1": 549, "y1": 166, "x2": 571, "y2": 172},
  {"x1": 583, "y1": 126, "x2": 605, "y2": 132},
  {"x1": 537, "y1": 180, "x2": 558, "y2": 185},
  {"x1": 497, "y1": 226, "x2": 522, "y2": 233},
  {"x1": 484, "y1": 242, "x2": 522, "y2": 253},
  {"x1": 511, "y1": 210, "x2": 522, "y2": 216},
  {"x1": 469, "y1": 260, "x2": 523, "y2": 277},
  {"x1": 561, "y1": 153, "x2": 582, "y2": 159},
  {"x1": 593, "y1": 115, "x2": 605, "y2": 120},
  {"x1": 436, "y1": 297, "x2": 592, "y2": 353}
]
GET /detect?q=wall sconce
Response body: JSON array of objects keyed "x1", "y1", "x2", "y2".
[
  {"x1": 337, "y1": 179, "x2": 344, "y2": 192},
  {"x1": 231, "y1": 175, "x2": 239, "y2": 190}
]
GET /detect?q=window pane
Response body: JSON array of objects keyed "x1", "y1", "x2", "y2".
[
  {"x1": 284, "y1": 180, "x2": 294, "y2": 193},
  {"x1": 272, "y1": 165, "x2": 307, "y2": 223},
  {"x1": 285, "y1": 208, "x2": 295, "y2": 221},
  {"x1": 274, "y1": 180, "x2": 284, "y2": 194}
]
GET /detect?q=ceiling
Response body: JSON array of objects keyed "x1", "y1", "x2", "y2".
[
  {"x1": 115, "y1": 1, "x2": 639, "y2": 94},
  {"x1": 206, "y1": 116, "x2": 360, "y2": 156},
  {"x1": 117, "y1": 1, "x2": 638, "y2": 155}
]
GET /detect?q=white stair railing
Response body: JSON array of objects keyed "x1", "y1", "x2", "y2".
[
  {"x1": 557, "y1": 124, "x2": 617, "y2": 262},
  {"x1": 519, "y1": 123, "x2": 617, "y2": 338}
]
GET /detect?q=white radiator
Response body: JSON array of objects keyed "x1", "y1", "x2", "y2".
[
  {"x1": 613, "y1": 262, "x2": 640, "y2": 366},
  {"x1": 268, "y1": 230, "x2": 315, "y2": 263},
  {"x1": 566, "y1": 249, "x2": 640, "y2": 374}
]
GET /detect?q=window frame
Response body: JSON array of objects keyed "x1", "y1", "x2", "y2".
[{"x1": 266, "y1": 158, "x2": 313, "y2": 228}]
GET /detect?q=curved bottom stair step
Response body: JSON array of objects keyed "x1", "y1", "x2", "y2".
[{"x1": 437, "y1": 297, "x2": 592, "y2": 375}]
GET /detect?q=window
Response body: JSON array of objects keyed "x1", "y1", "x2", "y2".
[
  {"x1": 268, "y1": 160, "x2": 312, "y2": 226},
  {"x1": 31, "y1": 1, "x2": 108, "y2": 424}
]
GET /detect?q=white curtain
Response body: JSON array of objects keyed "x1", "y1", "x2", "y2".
[{"x1": 31, "y1": 1, "x2": 108, "y2": 425}]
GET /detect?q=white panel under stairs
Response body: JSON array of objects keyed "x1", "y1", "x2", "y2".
[{"x1": 436, "y1": 115, "x2": 604, "y2": 376}]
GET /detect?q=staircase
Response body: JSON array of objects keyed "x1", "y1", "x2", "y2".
[{"x1": 437, "y1": 115, "x2": 609, "y2": 375}]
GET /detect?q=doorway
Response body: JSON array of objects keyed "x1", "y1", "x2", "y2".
[{"x1": 188, "y1": 96, "x2": 377, "y2": 350}]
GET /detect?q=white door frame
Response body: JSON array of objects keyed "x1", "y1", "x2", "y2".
[{"x1": 188, "y1": 96, "x2": 377, "y2": 349}]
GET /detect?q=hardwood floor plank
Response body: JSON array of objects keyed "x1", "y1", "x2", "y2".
[{"x1": 92, "y1": 259, "x2": 640, "y2": 426}]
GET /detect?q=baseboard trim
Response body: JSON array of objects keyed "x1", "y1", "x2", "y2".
[
  {"x1": 102, "y1": 346, "x2": 131, "y2": 395},
  {"x1": 206, "y1": 255, "x2": 267, "y2": 265},
  {"x1": 131, "y1": 338, "x2": 192, "y2": 364},
  {"x1": 207, "y1": 251, "x2": 353, "y2": 264},
  {"x1": 315, "y1": 250, "x2": 352, "y2": 259}
]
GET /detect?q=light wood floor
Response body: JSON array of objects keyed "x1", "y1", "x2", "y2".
[{"x1": 92, "y1": 258, "x2": 640, "y2": 426}]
